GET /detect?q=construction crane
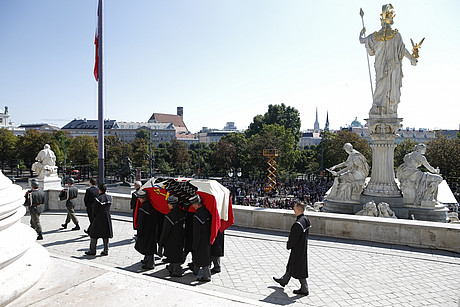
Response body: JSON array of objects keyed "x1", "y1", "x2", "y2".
[{"x1": 263, "y1": 149, "x2": 278, "y2": 193}]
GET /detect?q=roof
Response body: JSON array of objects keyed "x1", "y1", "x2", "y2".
[
  {"x1": 148, "y1": 113, "x2": 187, "y2": 130},
  {"x1": 61, "y1": 119, "x2": 116, "y2": 130},
  {"x1": 19, "y1": 123, "x2": 59, "y2": 129}
]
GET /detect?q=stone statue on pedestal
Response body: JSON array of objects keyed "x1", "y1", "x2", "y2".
[
  {"x1": 397, "y1": 143, "x2": 443, "y2": 207},
  {"x1": 359, "y1": 4, "x2": 418, "y2": 117},
  {"x1": 31, "y1": 144, "x2": 58, "y2": 178},
  {"x1": 326, "y1": 143, "x2": 370, "y2": 203}
]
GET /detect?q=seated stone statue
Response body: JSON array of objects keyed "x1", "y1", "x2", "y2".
[
  {"x1": 356, "y1": 201, "x2": 379, "y2": 217},
  {"x1": 31, "y1": 144, "x2": 58, "y2": 178},
  {"x1": 396, "y1": 143, "x2": 443, "y2": 206},
  {"x1": 325, "y1": 143, "x2": 370, "y2": 203},
  {"x1": 377, "y1": 202, "x2": 397, "y2": 218}
]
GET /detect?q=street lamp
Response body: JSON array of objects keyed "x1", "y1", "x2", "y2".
[{"x1": 149, "y1": 129, "x2": 158, "y2": 178}]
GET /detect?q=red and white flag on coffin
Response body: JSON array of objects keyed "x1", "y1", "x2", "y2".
[
  {"x1": 93, "y1": 3, "x2": 99, "y2": 81},
  {"x1": 138, "y1": 178, "x2": 234, "y2": 244}
]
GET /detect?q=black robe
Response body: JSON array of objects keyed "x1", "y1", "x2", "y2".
[
  {"x1": 84, "y1": 185, "x2": 99, "y2": 222},
  {"x1": 211, "y1": 230, "x2": 224, "y2": 257},
  {"x1": 88, "y1": 193, "x2": 113, "y2": 239},
  {"x1": 192, "y1": 206, "x2": 212, "y2": 267},
  {"x1": 286, "y1": 214, "x2": 311, "y2": 279},
  {"x1": 184, "y1": 211, "x2": 195, "y2": 254},
  {"x1": 135, "y1": 199, "x2": 158, "y2": 255},
  {"x1": 159, "y1": 208, "x2": 186, "y2": 263}
]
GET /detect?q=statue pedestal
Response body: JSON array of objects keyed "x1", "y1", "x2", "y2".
[
  {"x1": 363, "y1": 116, "x2": 402, "y2": 197},
  {"x1": 29, "y1": 175, "x2": 62, "y2": 191},
  {"x1": 0, "y1": 172, "x2": 49, "y2": 306}
]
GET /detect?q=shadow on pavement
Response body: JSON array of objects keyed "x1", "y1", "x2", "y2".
[
  {"x1": 261, "y1": 286, "x2": 298, "y2": 305},
  {"x1": 42, "y1": 234, "x2": 89, "y2": 248}
]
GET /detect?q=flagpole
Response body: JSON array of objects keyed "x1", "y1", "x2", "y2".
[{"x1": 97, "y1": 0, "x2": 105, "y2": 184}]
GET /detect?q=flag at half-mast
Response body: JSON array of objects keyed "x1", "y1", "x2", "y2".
[{"x1": 93, "y1": 3, "x2": 100, "y2": 81}]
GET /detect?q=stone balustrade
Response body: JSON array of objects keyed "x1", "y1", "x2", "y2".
[{"x1": 47, "y1": 188, "x2": 460, "y2": 253}]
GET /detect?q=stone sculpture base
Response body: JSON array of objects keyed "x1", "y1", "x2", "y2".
[
  {"x1": 324, "y1": 194, "x2": 448, "y2": 223},
  {"x1": 29, "y1": 176, "x2": 62, "y2": 191}
]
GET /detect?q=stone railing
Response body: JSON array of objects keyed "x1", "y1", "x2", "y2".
[{"x1": 46, "y1": 189, "x2": 460, "y2": 253}]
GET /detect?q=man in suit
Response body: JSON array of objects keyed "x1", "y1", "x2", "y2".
[
  {"x1": 61, "y1": 178, "x2": 80, "y2": 231},
  {"x1": 24, "y1": 178, "x2": 45, "y2": 240},
  {"x1": 273, "y1": 201, "x2": 311, "y2": 296},
  {"x1": 84, "y1": 178, "x2": 99, "y2": 233}
]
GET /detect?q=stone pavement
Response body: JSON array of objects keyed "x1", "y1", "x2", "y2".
[{"x1": 13, "y1": 211, "x2": 460, "y2": 306}]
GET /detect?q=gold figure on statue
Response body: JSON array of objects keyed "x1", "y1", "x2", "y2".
[{"x1": 411, "y1": 37, "x2": 425, "y2": 59}]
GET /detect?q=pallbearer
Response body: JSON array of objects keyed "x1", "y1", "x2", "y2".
[
  {"x1": 158, "y1": 195, "x2": 186, "y2": 277},
  {"x1": 190, "y1": 195, "x2": 212, "y2": 282},
  {"x1": 134, "y1": 190, "x2": 159, "y2": 270},
  {"x1": 24, "y1": 178, "x2": 45, "y2": 240}
]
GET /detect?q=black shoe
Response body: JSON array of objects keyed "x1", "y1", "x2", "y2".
[
  {"x1": 100, "y1": 251, "x2": 108, "y2": 256},
  {"x1": 71, "y1": 225, "x2": 80, "y2": 231},
  {"x1": 197, "y1": 277, "x2": 211, "y2": 282},
  {"x1": 140, "y1": 259, "x2": 146, "y2": 264},
  {"x1": 187, "y1": 262, "x2": 194, "y2": 270},
  {"x1": 37, "y1": 233, "x2": 43, "y2": 240},
  {"x1": 84, "y1": 229, "x2": 88, "y2": 234},
  {"x1": 273, "y1": 277, "x2": 286, "y2": 287},
  {"x1": 162, "y1": 258, "x2": 170, "y2": 263},
  {"x1": 85, "y1": 251, "x2": 96, "y2": 256},
  {"x1": 61, "y1": 223, "x2": 67, "y2": 229},
  {"x1": 293, "y1": 289, "x2": 309, "y2": 296},
  {"x1": 211, "y1": 267, "x2": 221, "y2": 274}
]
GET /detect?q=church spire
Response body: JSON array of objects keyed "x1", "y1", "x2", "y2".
[
  {"x1": 324, "y1": 111, "x2": 329, "y2": 131},
  {"x1": 314, "y1": 107, "x2": 320, "y2": 131}
]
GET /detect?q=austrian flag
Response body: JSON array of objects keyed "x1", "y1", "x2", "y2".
[{"x1": 93, "y1": 4, "x2": 99, "y2": 81}]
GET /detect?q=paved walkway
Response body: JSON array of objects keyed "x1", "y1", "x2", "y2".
[{"x1": 13, "y1": 211, "x2": 460, "y2": 306}]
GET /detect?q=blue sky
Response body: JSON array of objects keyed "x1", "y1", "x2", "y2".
[{"x1": 1, "y1": 0, "x2": 459, "y2": 133}]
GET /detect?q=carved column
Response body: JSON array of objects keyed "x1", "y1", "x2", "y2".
[{"x1": 363, "y1": 117, "x2": 402, "y2": 197}]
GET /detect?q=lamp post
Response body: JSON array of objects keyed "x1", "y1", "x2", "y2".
[
  {"x1": 60, "y1": 137, "x2": 67, "y2": 181},
  {"x1": 149, "y1": 129, "x2": 158, "y2": 178}
]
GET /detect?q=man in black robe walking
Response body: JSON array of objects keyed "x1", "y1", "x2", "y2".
[
  {"x1": 190, "y1": 195, "x2": 212, "y2": 282},
  {"x1": 84, "y1": 178, "x2": 99, "y2": 233},
  {"x1": 134, "y1": 190, "x2": 159, "y2": 270},
  {"x1": 273, "y1": 201, "x2": 311, "y2": 296},
  {"x1": 85, "y1": 184, "x2": 113, "y2": 256},
  {"x1": 158, "y1": 195, "x2": 186, "y2": 277}
]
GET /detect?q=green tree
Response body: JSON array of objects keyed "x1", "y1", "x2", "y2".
[
  {"x1": 168, "y1": 140, "x2": 190, "y2": 175},
  {"x1": 131, "y1": 137, "x2": 149, "y2": 169},
  {"x1": 246, "y1": 103, "x2": 302, "y2": 144},
  {"x1": 104, "y1": 135, "x2": 124, "y2": 173},
  {"x1": 68, "y1": 136, "x2": 98, "y2": 166},
  {"x1": 394, "y1": 139, "x2": 417, "y2": 167},
  {"x1": 0, "y1": 128, "x2": 17, "y2": 171},
  {"x1": 426, "y1": 135, "x2": 460, "y2": 184},
  {"x1": 246, "y1": 124, "x2": 296, "y2": 178},
  {"x1": 316, "y1": 130, "x2": 371, "y2": 172}
]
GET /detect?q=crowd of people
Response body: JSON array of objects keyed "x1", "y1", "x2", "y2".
[{"x1": 223, "y1": 178, "x2": 332, "y2": 209}]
